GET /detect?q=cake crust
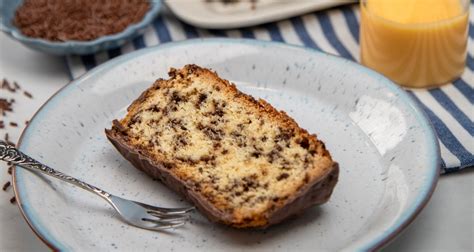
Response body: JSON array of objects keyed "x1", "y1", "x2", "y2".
[{"x1": 105, "y1": 64, "x2": 339, "y2": 228}]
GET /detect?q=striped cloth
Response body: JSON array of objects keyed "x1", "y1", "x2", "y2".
[{"x1": 66, "y1": 4, "x2": 474, "y2": 173}]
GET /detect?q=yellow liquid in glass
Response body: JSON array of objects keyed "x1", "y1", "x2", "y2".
[{"x1": 360, "y1": 0, "x2": 468, "y2": 88}]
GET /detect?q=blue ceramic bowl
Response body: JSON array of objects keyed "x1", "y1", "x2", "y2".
[{"x1": 0, "y1": 0, "x2": 161, "y2": 55}]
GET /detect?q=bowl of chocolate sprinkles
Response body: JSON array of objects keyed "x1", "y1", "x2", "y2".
[{"x1": 0, "y1": 0, "x2": 161, "y2": 55}]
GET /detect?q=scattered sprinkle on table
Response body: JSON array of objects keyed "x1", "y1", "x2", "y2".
[{"x1": 2, "y1": 181, "x2": 11, "y2": 191}]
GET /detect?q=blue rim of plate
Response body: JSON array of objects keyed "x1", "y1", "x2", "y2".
[
  {"x1": 0, "y1": 0, "x2": 161, "y2": 54},
  {"x1": 12, "y1": 38, "x2": 440, "y2": 251}
]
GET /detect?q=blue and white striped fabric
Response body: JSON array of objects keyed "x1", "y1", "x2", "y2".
[{"x1": 66, "y1": 4, "x2": 474, "y2": 173}]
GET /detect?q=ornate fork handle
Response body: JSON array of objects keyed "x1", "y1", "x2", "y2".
[{"x1": 0, "y1": 140, "x2": 111, "y2": 199}]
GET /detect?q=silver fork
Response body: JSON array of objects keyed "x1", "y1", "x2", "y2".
[{"x1": 0, "y1": 140, "x2": 194, "y2": 231}]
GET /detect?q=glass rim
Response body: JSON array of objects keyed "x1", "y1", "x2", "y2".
[{"x1": 360, "y1": 0, "x2": 470, "y2": 27}]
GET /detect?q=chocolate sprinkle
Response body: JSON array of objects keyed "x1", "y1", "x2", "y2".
[
  {"x1": 9, "y1": 196, "x2": 16, "y2": 204},
  {"x1": 0, "y1": 98, "x2": 13, "y2": 115},
  {"x1": 2, "y1": 181, "x2": 11, "y2": 191},
  {"x1": 4, "y1": 133, "x2": 15, "y2": 146},
  {"x1": 1, "y1": 79, "x2": 16, "y2": 92},
  {"x1": 14, "y1": 0, "x2": 151, "y2": 42},
  {"x1": 0, "y1": 79, "x2": 33, "y2": 133},
  {"x1": 13, "y1": 81, "x2": 21, "y2": 90},
  {"x1": 23, "y1": 91, "x2": 33, "y2": 99}
]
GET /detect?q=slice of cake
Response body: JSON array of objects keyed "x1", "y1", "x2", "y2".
[{"x1": 105, "y1": 64, "x2": 339, "y2": 228}]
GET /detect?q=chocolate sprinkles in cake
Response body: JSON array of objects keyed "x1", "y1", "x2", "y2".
[{"x1": 106, "y1": 65, "x2": 339, "y2": 228}]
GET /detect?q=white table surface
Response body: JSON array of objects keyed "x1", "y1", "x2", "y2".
[{"x1": 0, "y1": 33, "x2": 472, "y2": 252}]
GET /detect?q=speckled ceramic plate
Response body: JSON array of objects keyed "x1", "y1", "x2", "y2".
[{"x1": 13, "y1": 39, "x2": 440, "y2": 251}]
